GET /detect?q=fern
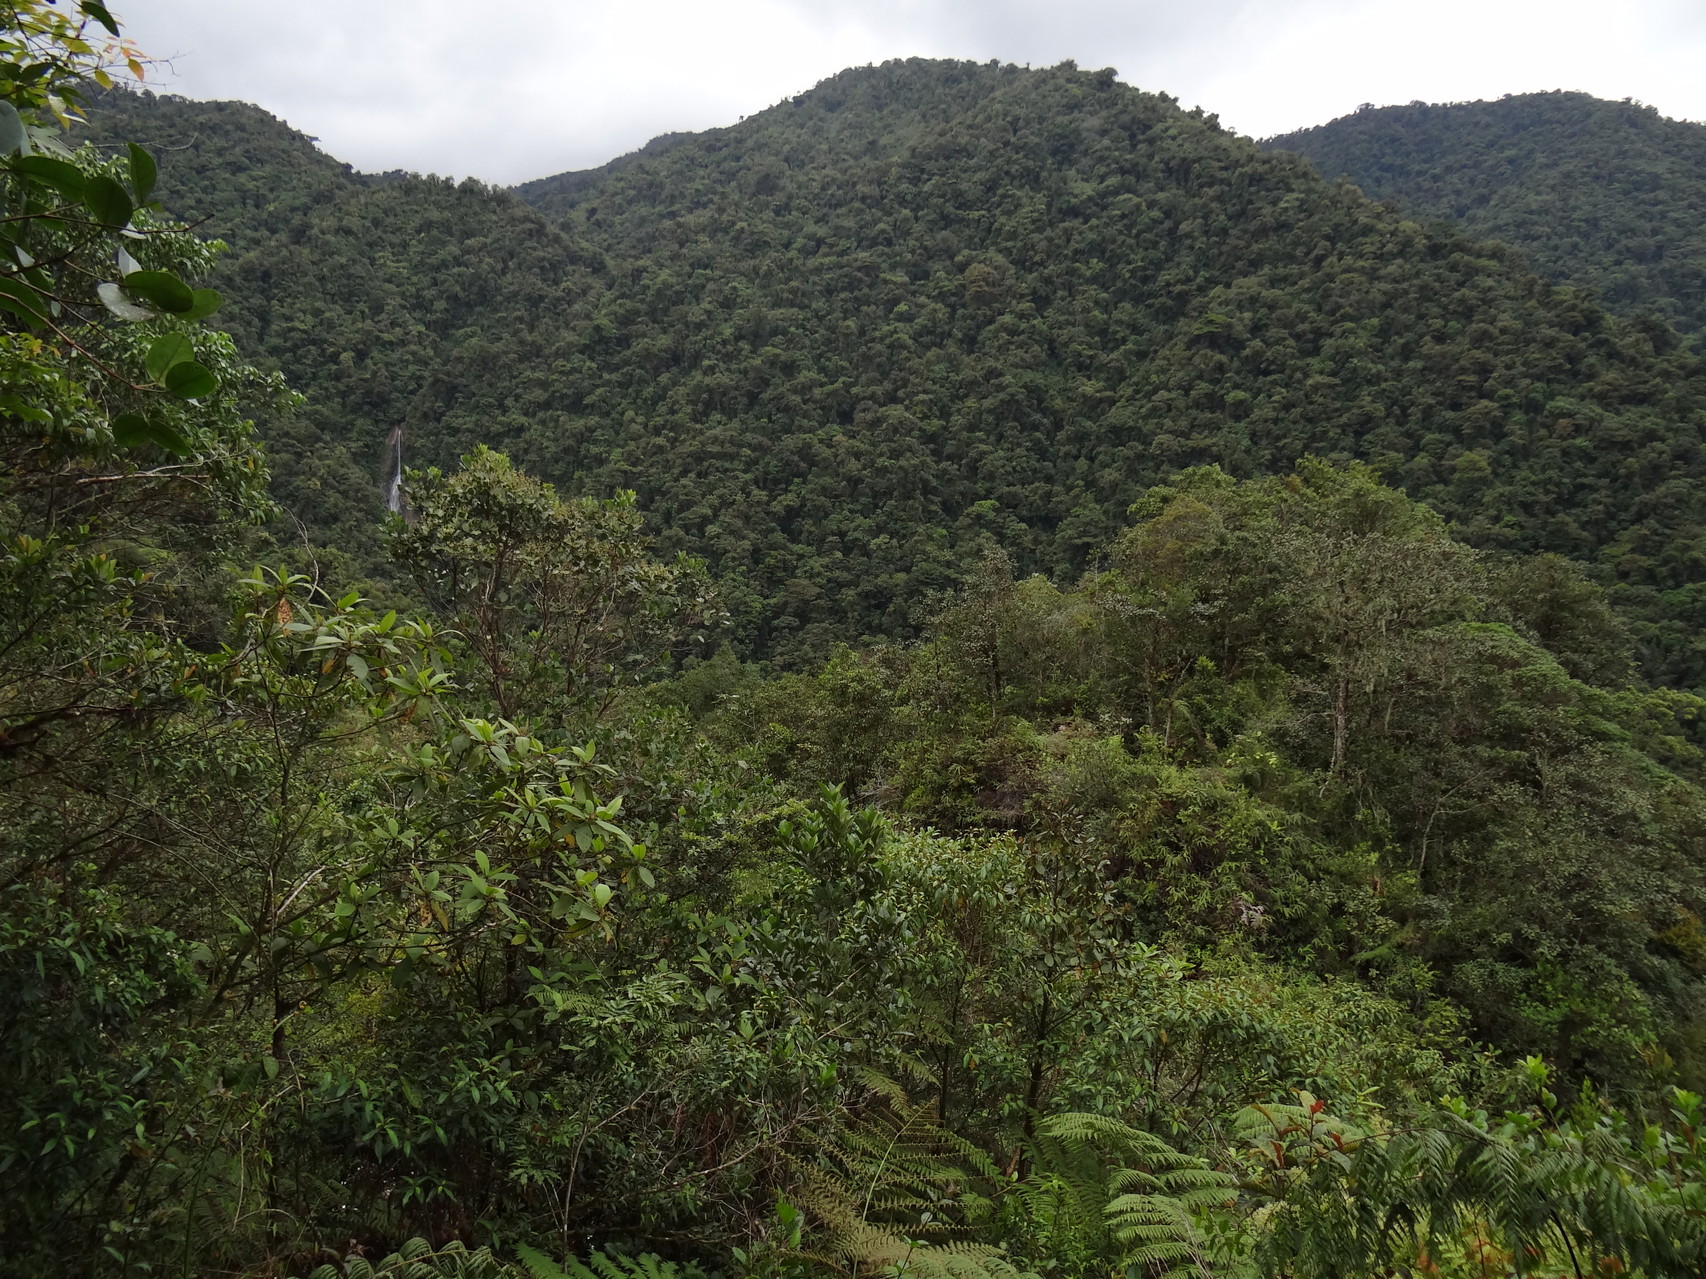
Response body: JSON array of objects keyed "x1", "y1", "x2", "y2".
[
  {"x1": 881, "y1": 1243, "x2": 1038, "y2": 1278},
  {"x1": 1019, "y1": 1113, "x2": 1234, "y2": 1279},
  {"x1": 790, "y1": 1080, "x2": 1038, "y2": 1278},
  {"x1": 304, "y1": 1238, "x2": 510, "y2": 1279},
  {"x1": 1243, "y1": 1081, "x2": 1706, "y2": 1277},
  {"x1": 514, "y1": 1245, "x2": 704, "y2": 1279},
  {"x1": 788, "y1": 1091, "x2": 1233, "y2": 1277}
]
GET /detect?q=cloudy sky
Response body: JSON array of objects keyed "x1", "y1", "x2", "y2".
[{"x1": 113, "y1": 0, "x2": 1706, "y2": 186}]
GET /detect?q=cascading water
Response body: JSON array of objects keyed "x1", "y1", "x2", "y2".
[{"x1": 385, "y1": 424, "x2": 404, "y2": 515}]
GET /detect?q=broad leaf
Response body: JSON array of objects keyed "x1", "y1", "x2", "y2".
[
  {"x1": 96, "y1": 281, "x2": 154, "y2": 321},
  {"x1": 79, "y1": 2, "x2": 122, "y2": 37},
  {"x1": 163, "y1": 359, "x2": 216, "y2": 400},
  {"x1": 13, "y1": 154, "x2": 86, "y2": 202},
  {"x1": 144, "y1": 420, "x2": 191, "y2": 455},
  {"x1": 112, "y1": 412, "x2": 191, "y2": 455},
  {"x1": 82, "y1": 174, "x2": 132, "y2": 227},
  {"x1": 123, "y1": 270, "x2": 194, "y2": 313},
  {"x1": 0, "y1": 102, "x2": 25, "y2": 157},
  {"x1": 145, "y1": 332, "x2": 195, "y2": 382},
  {"x1": 0, "y1": 277, "x2": 50, "y2": 327},
  {"x1": 126, "y1": 142, "x2": 156, "y2": 205},
  {"x1": 0, "y1": 392, "x2": 51, "y2": 424},
  {"x1": 182, "y1": 288, "x2": 222, "y2": 321},
  {"x1": 110, "y1": 411, "x2": 151, "y2": 448}
]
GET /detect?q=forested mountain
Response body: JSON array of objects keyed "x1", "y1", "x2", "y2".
[
  {"x1": 73, "y1": 91, "x2": 597, "y2": 589},
  {"x1": 13, "y1": 18, "x2": 1706, "y2": 1272},
  {"x1": 1267, "y1": 92, "x2": 1706, "y2": 347},
  {"x1": 82, "y1": 65, "x2": 1706, "y2": 682}
]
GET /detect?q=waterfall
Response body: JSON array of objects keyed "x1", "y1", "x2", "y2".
[{"x1": 385, "y1": 424, "x2": 404, "y2": 515}]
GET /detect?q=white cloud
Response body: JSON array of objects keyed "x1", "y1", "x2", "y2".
[
  {"x1": 1195, "y1": 0, "x2": 1706, "y2": 139},
  {"x1": 111, "y1": 0, "x2": 1706, "y2": 184}
]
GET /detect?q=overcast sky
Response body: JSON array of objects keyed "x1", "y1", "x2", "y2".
[{"x1": 112, "y1": 0, "x2": 1706, "y2": 186}]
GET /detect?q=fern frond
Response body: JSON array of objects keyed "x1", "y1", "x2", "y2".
[
  {"x1": 790, "y1": 1080, "x2": 1026, "y2": 1276},
  {"x1": 515, "y1": 1244, "x2": 569, "y2": 1279},
  {"x1": 304, "y1": 1239, "x2": 510, "y2": 1279},
  {"x1": 1017, "y1": 1113, "x2": 1231, "y2": 1278},
  {"x1": 885, "y1": 1241, "x2": 1038, "y2": 1278},
  {"x1": 513, "y1": 1246, "x2": 701, "y2": 1279}
]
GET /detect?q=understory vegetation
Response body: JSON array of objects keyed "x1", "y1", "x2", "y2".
[{"x1": 7, "y1": 6, "x2": 1706, "y2": 1277}]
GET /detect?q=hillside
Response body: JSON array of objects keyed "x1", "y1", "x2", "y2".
[
  {"x1": 81, "y1": 64, "x2": 1706, "y2": 681},
  {"x1": 75, "y1": 90, "x2": 605, "y2": 584},
  {"x1": 1267, "y1": 91, "x2": 1706, "y2": 346},
  {"x1": 17, "y1": 17, "x2": 1706, "y2": 1272}
]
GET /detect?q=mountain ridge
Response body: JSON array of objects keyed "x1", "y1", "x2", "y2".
[
  {"x1": 76, "y1": 62, "x2": 1706, "y2": 679},
  {"x1": 1267, "y1": 90, "x2": 1706, "y2": 346}
]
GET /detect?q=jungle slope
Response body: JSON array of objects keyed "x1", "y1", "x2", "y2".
[
  {"x1": 1267, "y1": 91, "x2": 1706, "y2": 347},
  {"x1": 82, "y1": 64, "x2": 1706, "y2": 679}
]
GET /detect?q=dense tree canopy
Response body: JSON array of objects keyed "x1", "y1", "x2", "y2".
[
  {"x1": 81, "y1": 65, "x2": 1706, "y2": 682},
  {"x1": 6, "y1": 20, "x2": 1706, "y2": 1278},
  {"x1": 1268, "y1": 91, "x2": 1706, "y2": 349}
]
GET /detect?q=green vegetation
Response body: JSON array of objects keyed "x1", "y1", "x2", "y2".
[
  {"x1": 6, "y1": 8, "x2": 1706, "y2": 1277},
  {"x1": 80, "y1": 65, "x2": 1706, "y2": 684},
  {"x1": 1268, "y1": 91, "x2": 1706, "y2": 348}
]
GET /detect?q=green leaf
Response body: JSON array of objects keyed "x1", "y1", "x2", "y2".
[
  {"x1": 126, "y1": 142, "x2": 156, "y2": 204},
  {"x1": 13, "y1": 154, "x2": 87, "y2": 202},
  {"x1": 145, "y1": 332, "x2": 195, "y2": 381},
  {"x1": 111, "y1": 414, "x2": 192, "y2": 456},
  {"x1": 162, "y1": 359, "x2": 216, "y2": 400},
  {"x1": 83, "y1": 174, "x2": 132, "y2": 227},
  {"x1": 0, "y1": 103, "x2": 25, "y2": 157},
  {"x1": 0, "y1": 393, "x2": 52, "y2": 424},
  {"x1": 181, "y1": 288, "x2": 222, "y2": 321},
  {"x1": 123, "y1": 270, "x2": 193, "y2": 313},
  {"x1": 514, "y1": 1245, "x2": 571, "y2": 1279},
  {"x1": 146, "y1": 422, "x2": 191, "y2": 455},
  {"x1": 80, "y1": 3, "x2": 122, "y2": 39},
  {"x1": 96, "y1": 281, "x2": 154, "y2": 321},
  {"x1": 110, "y1": 412, "x2": 150, "y2": 448},
  {"x1": 0, "y1": 277, "x2": 49, "y2": 327}
]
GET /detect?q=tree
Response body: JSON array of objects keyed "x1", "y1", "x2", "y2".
[{"x1": 391, "y1": 447, "x2": 724, "y2": 726}]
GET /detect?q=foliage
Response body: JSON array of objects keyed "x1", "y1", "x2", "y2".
[
  {"x1": 390, "y1": 445, "x2": 724, "y2": 725},
  {"x1": 1244, "y1": 1064, "x2": 1706, "y2": 1277},
  {"x1": 787, "y1": 1081, "x2": 1018, "y2": 1276},
  {"x1": 718, "y1": 463, "x2": 1706, "y2": 1088},
  {"x1": 76, "y1": 64, "x2": 1706, "y2": 681},
  {"x1": 1270, "y1": 91, "x2": 1706, "y2": 348},
  {"x1": 7, "y1": 10, "x2": 1706, "y2": 1278},
  {"x1": 514, "y1": 1245, "x2": 704, "y2": 1279},
  {"x1": 1012, "y1": 1113, "x2": 1234, "y2": 1278},
  {"x1": 304, "y1": 1238, "x2": 513, "y2": 1279},
  {"x1": 0, "y1": 0, "x2": 140, "y2": 120}
]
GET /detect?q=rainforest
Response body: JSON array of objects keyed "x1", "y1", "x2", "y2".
[{"x1": 6, "y1": 4, "x2": 1706, "y2": 1277}]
